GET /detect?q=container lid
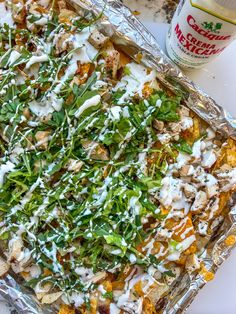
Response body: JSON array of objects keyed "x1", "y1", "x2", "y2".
[{"x1": 215, "y1": 0, "x2": 236, "y2": 10}]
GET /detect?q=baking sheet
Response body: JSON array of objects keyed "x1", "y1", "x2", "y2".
[{"x1": 0, "y1": 0, "x2": 236, "y2": 313}]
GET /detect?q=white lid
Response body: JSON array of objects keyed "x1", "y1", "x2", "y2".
[{"x1": 215, "y1": 0, "x2": 236, "y2": 10}]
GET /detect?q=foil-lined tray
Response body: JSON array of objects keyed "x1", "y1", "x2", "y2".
[{"x1": 1, "y1": 0, "x2": 236, "y2": 313}]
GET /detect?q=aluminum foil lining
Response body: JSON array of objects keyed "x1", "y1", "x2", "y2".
[{"x1": 1, "y1": 0, "x2": 236, "y2": 313}]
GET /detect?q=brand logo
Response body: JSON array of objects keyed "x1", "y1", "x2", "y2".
[
  {"x1": 187, "y1": 15, "x2": 231, "y2": 40},
  {"x1": 201, "y1": 21, "x2": 222, "y2": 33}
]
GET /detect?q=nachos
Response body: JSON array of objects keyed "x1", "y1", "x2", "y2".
[{"x1": 0, "y1": 1, "x2": 236, "y2": 313}]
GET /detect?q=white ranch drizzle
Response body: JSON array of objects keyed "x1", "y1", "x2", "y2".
[
  {"x1": 74, "y1": 94, "x2": 101, "y2": 118},
  {"x1": 0, "y1": 161, "x2": 15, "y2": 187},
  {"x1": 167, "y1": 235, "x2": 196, "y2": 261},
  {"x1": 25, "y1": 54, "x2": 49, "y2": 69},
  {"x1": 0, "y1": 2, "x2": 15, "y2": 28},
  {"x1": 113, "y1": 62, "x2": 156, "y2": 104}
]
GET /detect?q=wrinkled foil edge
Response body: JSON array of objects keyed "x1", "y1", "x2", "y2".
[
  {"x1": 0, "y1": 275, "x2": 52, "y2": 314},
  {"x1": 1, "y1": 0, "x2": 236, "y2": 313}
]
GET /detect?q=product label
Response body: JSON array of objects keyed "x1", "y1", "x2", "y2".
[{"x1": 166, "y1": 0, "x2": 236, "y2": 68}]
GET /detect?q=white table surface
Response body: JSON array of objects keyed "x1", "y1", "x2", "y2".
[{"x1": 143, "y1": 21, "x2": 236, "y2": 314}]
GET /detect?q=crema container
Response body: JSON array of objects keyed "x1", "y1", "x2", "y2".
[{"x1": 166, "y1": 0, "x2": 236, "y2": 69}]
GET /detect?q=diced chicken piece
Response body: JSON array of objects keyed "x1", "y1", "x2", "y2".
[
  {"x1": 153, "y1": 119, "x2": 164, "y2": 131},
  {"x1": 58, "y1": 0, "x2": 67, "y2": 10},
  {"x1": 178, "y1": 105, "x2": 190, "y2": 117},
  {"x1": 35, "y1": 282, "x2": 52, "y2": 300},
  {"x1": 215, "y1": 166, "x2": 236, "y2": 192},
  {"x1": 192, "y1": 166, "x2": 205, "y2": 183},
  {"x1": 59, "y1": 9, "x2": 77, "y2": 24},
  {"x1": 173, "y1": 134, "x2": 180, "y2": 141},
  {"x1": 29, "y1": 2, "x2": 45, "y2": 14},
  {"x1": 82, "y1": 140, "x2": 109, "y2": 161},
  {"x1": 183, "y1": 183, "x2": 197, "y2": 200},
  {"x1": 191, "y1": 191, "x2": 208, "y2": 213},
  {"x1": 10, "y1": 246, "x2": 32, "y2": 273},
  {"x1": 55, "y1": 33, "x2": 71, "y2": 55},
  {"x1": 198, "y1": 220, "x2": 208, "y2": 236},
  {"x1": 41, "y1": 291, "x2": 63, "y2": 304},
  {"x1": 65, "y1": 159, "x2": 83, "y2": 173},
  {"x1": 204, "y1": 197, "x2": 220, "y2": 220},
  {"x1": 0, "y1": 257, "x2": 10, "y2": 277},
  {"x1": 11, "y1": 261, "x2": 23, "y2": 274},
  {"x1": 89, "y1": 271, "x2": 107, "y2": 284},
  {"x1": 185, "y1": 254, "x2": 200, "y2": 273},
  {"x1": 119, "y1": 297, "x2": 143, "y2": 314},
  {"x1": 179, "y1": 165, "x2": 194, "y2": 177},
  {"x1": 205, "y1": 181, "x2": 219, "y2": 198},
  {"x1": 102, "y1": 42, "x2": 120, "y2": 78},
  {"x1": 8, "y1": 238, "x2": 23, "y2": 262},
  {"x1": 35, "y1": 130, "x2": 51, "y2": 150},
  {"x1": 23, "y1": 107, "x2": 31, "y2": 119},
  {"x1": 88, "y1": 29, "x2": 109, "y2": 49},
  {"x1": 145, "y1": 282, "x2": 169, "y2": 307},
  {"x1": 155, "y1": 228, "x2": 172, "y2": 241},
  {"x1": 24, "y1": 264, "x2": 41, "y2": 279},
  {"x1": 168, "y1": 122, "x2": 181, "y2": 134}
]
